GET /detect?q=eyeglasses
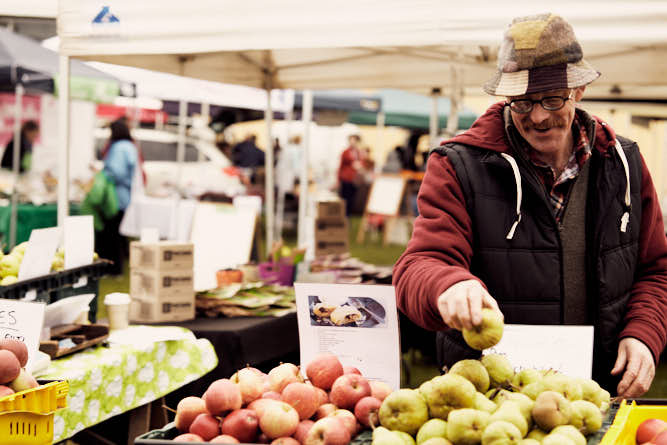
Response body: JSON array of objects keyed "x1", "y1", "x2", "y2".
[{"x1": 507, "y1": 91, "x2": 573, "y2": 114}]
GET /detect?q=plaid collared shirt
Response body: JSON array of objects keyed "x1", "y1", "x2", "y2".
[{"x1": 524, "y1": 115, "x2": 592, "y2": 222}]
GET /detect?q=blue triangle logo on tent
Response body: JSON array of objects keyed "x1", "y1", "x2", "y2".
[{"x1": 92, "y1": 6, "x2": 120, "y2": 24}]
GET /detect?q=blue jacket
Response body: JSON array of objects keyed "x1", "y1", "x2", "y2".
[{"x1": 103, "y1": 140, "x2": 137, "y2": 211}]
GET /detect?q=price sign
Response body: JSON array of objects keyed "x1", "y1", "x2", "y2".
[{"x1": 0, "y1": 299, "x2": 46, "y2": 372}]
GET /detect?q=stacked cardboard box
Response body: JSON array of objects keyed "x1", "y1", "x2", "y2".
[
  {"x1": 314, "y1": 200, "x2": 349, "y2": 257},
  {"x1": 129, "y1": 241, "x2": 195, "y2": 322}
]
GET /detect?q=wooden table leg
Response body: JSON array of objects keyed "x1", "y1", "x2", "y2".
[
  {"x1": 127, "y1": 403, "x2": 151, "y2": 445},
  {"x1": 149, "y1": 397, "x2": 168, "y2": 430}
]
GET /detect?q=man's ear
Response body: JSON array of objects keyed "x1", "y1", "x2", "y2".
[{"x1": 574, "y1": 86, "x2": 586, "y2": 102}]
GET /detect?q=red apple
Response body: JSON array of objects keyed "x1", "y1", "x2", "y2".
[
  {"x1": 353, "y1": 396, "x2": 382, "y2": 427},
  {"x1": 305, "y1": 417, "x2": 351, "y2": 445},
  {"x1": 329, "y1": 375, "x2": 371, "y2": 410},
  {"x1": 173, "y1": 433, "x2": 204, "y2": 442},
  {"x1": 294, "y1": 420, "x2": 315, "y2": 445},
  {"x1": 210, "y1": 435, "x2": 240, "y2": 444},
  {"x1": 0, "y1": 385, "x2": 14, "y2": 398},
  {"x1": 258, "y1": 434, "x2": 271, "y2": 444},
  {"x1": 189, "y1": 413, "x2": 220, "y2": 441},
  {"x1": 328, "y1": 409, "x2": 356, "y2": 436},
  {"x1": 651, "y1": 429, "x2": 667, "y2": 445},
  {"x1": 268, "y1": 363, "x2": 304, "y2": 394},
  {"x1": 205, "y1": 379, "x2": 243, "y2": 415},
  {"x1": 0, "y1": 339, "x2": 28, "y2": 368},
  {"x1": 282, "y1": 382, "x2": 320, "y2": 420},
  {"x1": 637, "y1": 419, "x2": 667, "y2": 444},
  {"x1": 343, "y1": 366, "x2": 361, "y2": 375},
  {"x1": 306, "y1": 354, "x2": 344, "y2": 391},
  {"x1": 369, "y1": 381, "x2": 392, "y2": 402},
  {"x1": 259, "y1": 401, "x2": 300, "y2": 439},
  {"x1": 232, "y1": 367, "x2": 265, "y2": 404},
  {"x1": 174, "y1": 397, "x2": 208, "y2": 432},
  {"x1": 313, "y1": 387, "x2": 329, "y2": 406},
  {"x1": 0, "y1": 350, "x2": 21, "y2": 385},
  {"x1": 221, "y1": 409, "x2": 259, "y2": 443},
  {"x1": 263, "y1": 391, "x2": 283, "y2": 401},
  {"x1": 314, "y1": 404, "x2": 337, "y2": 420},
  {"x1": 272, "y1": 437, "x2": 301, "y2": 445}
]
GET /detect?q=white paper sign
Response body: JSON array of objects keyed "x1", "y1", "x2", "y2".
[
  {"x1": 64, "y1": 215, "x2": 94, "y2": 269},
  {"x1": 294, "y1": 283, "x2": 401, "y2": 389},
  {"x1": 0, "y1": 299, "x2": 46, "y2": 372},
  {"x1": 18, "y1": 227, "x2": 61, "y2": 281},
  {"x1": 487, "y1": 324, "x2": 595, "y2": 379}
]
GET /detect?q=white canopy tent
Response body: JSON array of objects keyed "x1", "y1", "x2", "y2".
[{"x1": 57, "y1": 0, "x2": 667, "y2": 248}]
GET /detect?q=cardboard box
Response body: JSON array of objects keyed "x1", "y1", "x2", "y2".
[
  {"x1": 130, "y1": 241, "x2": 194, "y2": 270},
  {"x1": 314, "y1": 218, "x2": 348, "y2": 242},
  {"x1": 130, "y1": 295, "x2": 195, "y2": 322},
  {"x1": 315, "y1": 239, "x2": 349, "y2": 257},
  {"x1": 316, "y1": 200, "x2": 345, "y2": 219},
  {"x1": 130, "y1": 268, "x2": 194, "y2": 300}
]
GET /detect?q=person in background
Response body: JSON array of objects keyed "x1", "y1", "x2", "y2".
[
  {"x1": 232, "y1": 135, "x2": 265, "y2": 168},
  {"x1": 99, "y1": 118, "x2": 138, "y2": 275},
  {"x1": 338, "y1": 134, "x2": 364, "y2": 215},
  {"x1": 383, "y1": 145, "x2": 406, "y2": 173},
  {"x1": 1, "y1": 120, "x2": 39, "y2": 173}
]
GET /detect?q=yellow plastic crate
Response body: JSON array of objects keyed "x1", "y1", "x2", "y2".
[
  {"x1": 0, "y1": 381, "x2": 69, "y2": 445},
  {"x1": 600, "y1": 399, "x2": 667, "y2": 444}
]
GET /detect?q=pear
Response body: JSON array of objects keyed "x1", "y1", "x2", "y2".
[
  {"x1": 418, "y1": 375, "x2": 475, "y2": 420},
  {"x1": 481, "y1": 354, "x2": 514, "y2": 389},
  {"x1": 541, "y1": 433, "x2": 575, "y2": 445},
  {"x1": 474, "y1": 392, "x2": 497, "y2": 414},
  {"x1": 373, "y1": 426, "x2": 407, "y2": 445},
  {"x1": 531, "y1": 391, "x2": 572, "y2": 432},
  {"x1": 416, "y1": 419, "x2": 448, "y2": 445},
  {"x1": 576, "y1": 378, "x2": 600, "y2": 403},
  {"x1": 551, "y1": 425, "x2": 586, "y2": 445},
  {"x1": 569, "y1": 400, "x2": 602, "y2": 435},
  {"x1": 449, "y1": 360, "x2": 490, "y2": 393},
  {"x1": 526, "y1": 428, "x2": 548, "y2": 441},
  {"x1": 489, "y1": 401, "x2": 528, "y2": 437},
  {"x1": 395, "y1": 431, "x2": 416, "y2": 445},
  {"x1": 481, "y1": 420, "x2": 522, "y2": 445},
  {"x1": 379, "y1": 389, "x2": 429, "y2": 436},
  {"x1": 520, "y1": 381, "x2": 545, "y2": 400},
  {"x1": 517, "y1": 440, "x2": 541, "y2": 445},
  {"x1": 505, "y1": 393, "x2": 534, "y2": 429},
  {"x1": 542, "y1": 374, "x2": 582, "y2": 401},
  {"x1": 421, "y1": 439, "x2": 453, "y2": 445},
  {"x1": 512, "y1": 369, "x2": 542, "y2": 391},
  {"x1": 593, "y1": 389, "x2": 610, "y2": 409},
  {"x1": 446, "y1": 409, "x2": 490, "y2": 445},
  {"x1": 462, "y1": 308, "x2": 504, "y2": 350}
]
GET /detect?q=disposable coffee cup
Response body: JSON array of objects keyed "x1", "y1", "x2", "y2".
[{"x1": 104, "y1": 293, "x2": 131, "y2": 330}]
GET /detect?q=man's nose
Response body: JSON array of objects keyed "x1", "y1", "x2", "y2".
[{"x1": 529, "y1": 102, "x2": 551, "y2": 124}]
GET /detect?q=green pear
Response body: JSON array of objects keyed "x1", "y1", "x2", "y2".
[
  {"x1": 551, "y1": 425, "x2": 586, "y2": 445},
  {"x1": 526, "y1": 428, "x2": 548, "y2": 441},
  {"x1": 505, "y1": 393, "x2": 533, "y2": 429},
  {"x1": 51, "y1": 256, "x2": 65, "y2": 272},
  {"x1": 421, "y1": 439, "x2": 453, "y2": 445},
  {"x1": 481, "y1": 420, "x2": 522, "y2": 445},
  {"x1": 520, "y1": 381, "x2": 545, "y2": 400},
  {"x1": 593, "y1": 389, "x2": 610, "y2": 409},
  {"x1": 576, "y1": 378, "x2": 600, "y2": 403},
  {"x1": 11, "y1": 242, "x2": 28, "y2": 257},
  {"x1": 512, "y1": 369, "x2": 542, "y2": 391},
  {"x1": 542, "y1": 374, "x2": 582, "y2": 401},
  {"x1": 0, "y1": 255, "x2": 21, "y2": 278},
  {"x1": 531, "y1": 391, "x2": 572, "y2": 432},
  {"x1": 0, "y1": 275, "x2": 18, "y2": 285},
  {"x1": 379, "y1": 389, "x2": 429, "y2": 436},
  {"x1": 416, "y1": 419, "x2": 448, "y2": 445},
  {"x1": 542, "y1": 433, "x2": 575, "y2": 445},
  {"x1": 599, "y1": 401, "x2": 610, "y2": 413},
  {"x1": 517, "y1": 440, "x2": 541, "y2": 445},
  {"x1": 489, "y1": 401, "x2": 528, "y2": 437},
  {"x1": 395, "y1": 431, "x2": 416, "y2": 445},
  {"x1": 474, "y1": 392, "x2": 497, "y2": 413},
  {"x1": 418, "y1": 375, "x2": 475, "y2": 420},
  {"x1": 447, "y1": 409, "x2": 490, "y2": 445},
  {"x1": 569, "y1": 400, "x2": 602, "y2": 435},
  {"x1": 449, "y1": 359, "x2": 490, "y2": 393},
  {"x1": 373, "y1": 426, "x2": 407, "y2": 445},
  {"x1": 481, "y1": 354, "x2": 514, "y2": 389},
  {"x1": 462, "y1": 308, "x2": 504, "y2": 350}
]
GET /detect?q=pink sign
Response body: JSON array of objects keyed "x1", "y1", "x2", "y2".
[{"x1": 0, "y1": 93, "x2": 42, "y2": 149}]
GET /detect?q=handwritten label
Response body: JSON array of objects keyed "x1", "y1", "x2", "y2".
[{"x1": 0, "y1": 299, "x2": 46, "y2": 372}]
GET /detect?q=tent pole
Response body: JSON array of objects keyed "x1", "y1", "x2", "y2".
[
  {"x1": 298, "y1": 90, "x2": 313, "y2": 247},
  {"x1": 57, "y1": 55, "x2": 70, "y2": 227},
  {"x1": 9, "y1": 83, "x2": 23, "y2": 249},
  {"x1": 276, "y1": 100, "x2": 294, "y2": 240},
  {"x1": 176, "y1": 99, "x2": 187, "y2": 185},
  {"x1": 375, "y1": 111, "x2": 385, "y2": 174},
  {"x1": 265, "y1": 88, "x2": 275, "y2": 251},
  {"x1": 429, "y1": 87, "x2": 441, "y2": 148},
  {"x1": 198, "y1": 102, "x2": 209, "y2": 162},
  {"x1": 445, "y1": 66, "x2": 462, "y2": 137}
]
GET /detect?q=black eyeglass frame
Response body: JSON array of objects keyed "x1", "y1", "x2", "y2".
[{"x1": 507, "y1": 90, "x2": 574, "y2": 114}]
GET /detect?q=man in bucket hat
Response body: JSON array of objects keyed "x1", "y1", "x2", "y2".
[{"x1": 394, "y1": 13, "x2": 667, "y2": 396}]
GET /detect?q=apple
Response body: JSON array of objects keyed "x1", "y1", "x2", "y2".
[
  {"x1": 370, "y1": 381, "x2": 392, "y2": 401},
  {"x1": 343, "y1": 366, "x2": 361, "y2": 375},
  {"x1": 294, "y1": 420, "x2": 315, "y2": 445},
  {"x1": 173, "y1": 433, "x2": 204, "y2": 442},
  {"x1": 329, "y1": 374, "x2": 371, "y2": 410},
  {"x1": 314, "y1": 387, "x2": 329, "y2": 406},
  {"x1": 314, "y1": 403, "x2": 337, "y2": 420},
  {"x1": 264, "y1": 391, "x2": 283, "y2": 400},
  {"x1": 0, "y1": 350, "x2": 21, "y2": 385},
  {"x1": 205, "y1": 379, "x2": 243, "y2": 415},
  {"x1": 272, "y1": 437, "x2": 301, "y2": 445},
  {"x1": 210, "y1": 435, "x2": 240, "y2": 444},
  {"x1": 378, "y1": 389, "x2": 429, "y2": 435},
  {"x1": 258, "y1": 434, "x2": 271, "y2": 444},
  {"x1": 282, "y1": 382, "x2": 320, "y2": 420},
  {"x1": 190, "y1": 413, "x2": 220, "y2": 441},
  {"x1": 0, "y1": 339, "x2": 28, "y2": 367},
  {"x1": 354, "y1": 396, "x2": 382, "y2": 427},
  {"x1": 8, "y1": 368, "x2": 38, "y2": 392},
  {"x1": 0, "y1": 385, "x2": 14, "y2": 397},
  {"x1": 305, "y1": 417, "x2": 350, "y2": 445},
  {"x1": 269, "y1": 363, "x2": 304, "y2": 393},
  {"x1": 258, "y1": 401, "x2": 300, "y2": 439},
  {"x1": 306, "y1": 354, "x2": 344, "y2": 390},
  {"x1": 328, "y1": 409, "x2": 356, "y2": 436},
  {"x1": 232, "y1": 367, "x2": 265, "y2": 404},
  {"x1": 175, "y1": 397, "x2": 208, "y2": 432},
  {"x1": 636, "y1": 419, "x2": 667, "y2": 444},
  {"x1": 221, "y1": 409, "x2": 259, "y2": 443},
  {"x1": 249, "y1": 398, "x2": 279, "y2": 417}
]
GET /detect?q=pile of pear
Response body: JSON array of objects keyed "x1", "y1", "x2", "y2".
[{"x1": 373, "y1": 309, "x2": 610, "y2": 445}]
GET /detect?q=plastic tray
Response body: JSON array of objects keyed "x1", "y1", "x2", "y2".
[
  {"x1": 598, "y1": 399, "x2": 667, "y2": 444},
  {"x1": 0, "y1": 380, "x2": 69, "y2": 445}
]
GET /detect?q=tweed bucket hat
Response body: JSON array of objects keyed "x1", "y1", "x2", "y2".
[{"x1": 483, "y1": 13, "x2": 600, "y2": 96}]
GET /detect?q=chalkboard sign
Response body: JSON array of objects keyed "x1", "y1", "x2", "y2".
[{"x1": 365, "y1": 175, "x2": 407, "y2": 216}]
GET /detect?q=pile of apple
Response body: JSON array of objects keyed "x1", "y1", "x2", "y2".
[
  {"x1": 172, "y1": 354, "x2": 391, "y2": 443},
  {"x1": 0, "y1": 244, "x2": 100, "y2": 285},
  {"x1": 637, "y1": 419, "x2": 667, "y2": 445},
  {"x1": 0, "y1": 339, "x2": 40, "y2": 397}
]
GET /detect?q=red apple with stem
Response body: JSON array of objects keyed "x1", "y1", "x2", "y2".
[
  {"x1": 329, "y1": 374, "x2": 371, "y2": 410},
  {"x1": 221, "y1": 409, "x2": 259, "y2": 443},
  {"x1": 306, "y1": 354, "x2": 344, "y2": 391}
]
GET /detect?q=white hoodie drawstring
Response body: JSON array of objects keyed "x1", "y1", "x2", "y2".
[
  {"x1": 614, "y1": 139, "x2": 631, "y2": 232},
  {"x1": 501, "y1": 153, "x2": 522, "y2": 240}
]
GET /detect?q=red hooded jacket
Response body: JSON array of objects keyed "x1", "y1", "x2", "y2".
[{"x1": 393, "y1": 102, "x2": 667, "y2": 363}]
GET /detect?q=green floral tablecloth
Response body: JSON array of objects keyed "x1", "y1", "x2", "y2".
[{"x1": 37, "y1": 327, "x2": 218, "y2": 442}]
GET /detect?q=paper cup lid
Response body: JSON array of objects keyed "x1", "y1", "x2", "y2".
[{"x1": 104, "y1": 292, "x2": 131, "y2": 305}]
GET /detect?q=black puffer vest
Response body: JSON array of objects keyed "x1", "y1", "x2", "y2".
[{"x1": 432, "y1": 130, "x2": 642, "y2": 392}]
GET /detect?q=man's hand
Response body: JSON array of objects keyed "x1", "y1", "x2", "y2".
[
  {"x1": 436, "y1": 280, "x2": 502, "y2": 331},
  {"x1": 611, "y1": 337, "x2": 655, "y2": 398}
]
